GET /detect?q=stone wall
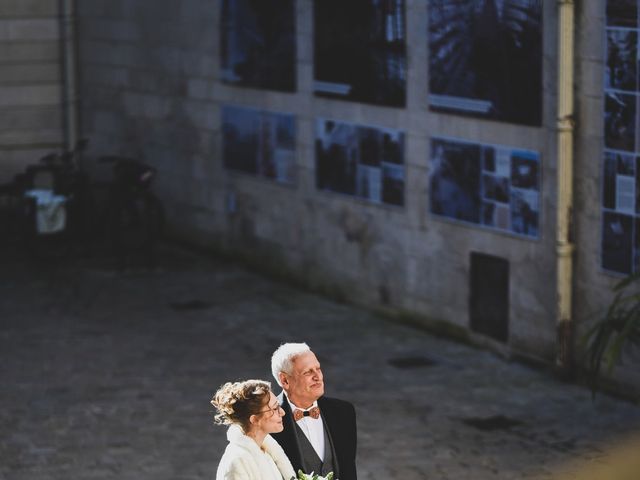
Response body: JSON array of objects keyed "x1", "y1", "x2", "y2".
[
  {"x1": 572, "y1": 1, "x2": 640, "y2": 387},
  {"x1": 77, "y1": 1, "x2": 575, "y2": 364},
  {"x1": 0, "y1": 0, "x2": 64, "y2": 183}
]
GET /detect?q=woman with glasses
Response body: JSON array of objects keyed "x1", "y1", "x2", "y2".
[{"x1": 211, "y1": 379, "x2": 296, "y2": 480}]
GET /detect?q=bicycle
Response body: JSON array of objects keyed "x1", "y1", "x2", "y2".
[
  {"x1": 11, "y1": 139, "x2": 90, "y2": 258},
  {"x1": 98, "y1": 156, "x2": 165, "y2": 271}
]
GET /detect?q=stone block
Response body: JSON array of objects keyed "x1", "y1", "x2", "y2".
[
  {"x1": 0, "y1": 105, "x2": 61, "y2": 130},
  {"x1": 187, "y1": 78, "x2": 208, "y2": 100},
  {"x1": 0, "y1": 127, "x2": 62, "y2": 146},
  {"x1": 0, "y1": 85, "x2": 61, "y2": 107},
  {"x1": 8, "y1": 18, "x2": 59, "y2": 41},
  {"x1": 0, "y1": 40, "x2": 59, "y2": 62},
  {"x1": 0, "y1": 62, "x2": 60, "y2": 85},
  {"x1": 578, "y1": 95, "x2": 605, "y2": 139},
  {"x1": 579, "y1": 58, "x2": 604, "y2": 98},
  {"x1": 0, "y1": 0, "x2": 58, "y2": 18}
]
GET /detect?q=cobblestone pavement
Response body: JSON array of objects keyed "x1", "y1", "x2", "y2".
[{"x1": 2, "y1": 243, "x2": 640, "y2": 480}]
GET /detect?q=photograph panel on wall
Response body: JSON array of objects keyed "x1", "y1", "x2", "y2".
[
  {"x1": 222, "y1": 105, "x2": 260, "y2": 175},
  {"x1": 603, "y1": 152, "x2": 618, "y2": 210},
  {"x1": 220, "y1": 0, "x2": 296, "y2": 92},
  {"x1": 429, "y1": 137, "x2": 540, "y2": 239},
  {"x1": 605, "y1": 28, "x2": 637, "y2": 91},
  {"x1": 315, "y1": 118, "x2": 405, "y2": 206},
  {"x1": 601, "y1": 211, "x2": 633, "y2": 275},
  {"x1": 314, "y1": 0, "x2": 406, "y2": 107},
  {"x1": 428, "y1": 0, "x2": 543, "y2": 126},
  {"x1": 600, "y1": 151, "x2": 640, "y2": 275},
  {"x1": 602, "y1": 1, "x2": 640, "y2": 275},
  {"x1": 604, "y1": 92, "x2": 637, "y2": 152},
  {"x1": 511, "y1": 188, "x2": 539, "y2": 237},
  {"x1": 430, "y1": 138, "x2": 482, "y2": 223},
  {"x1": 222, "y1": 105, "x2": 296, "y2": 184}
]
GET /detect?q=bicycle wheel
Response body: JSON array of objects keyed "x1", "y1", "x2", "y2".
[{"x1": 109, "y1": 190, "x2": 164, "y2": 270}]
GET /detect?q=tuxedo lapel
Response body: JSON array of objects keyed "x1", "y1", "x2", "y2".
[
  {"x1": 273, "y1": 392, "x2": 304, "y2": 472},
  {"x1": 317, "y1": 397, "x2": 340, "y2": 440},
  {"x1": 317, "y1": 397, "x2": 345, "y2": 480},
  {"x1": 318, "y1": 403, "x2": 340, "y2": 479}
]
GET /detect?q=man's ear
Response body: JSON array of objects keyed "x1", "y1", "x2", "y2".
[{"x1": 279, "y1": 372, "x2": 289, "y2": 388}]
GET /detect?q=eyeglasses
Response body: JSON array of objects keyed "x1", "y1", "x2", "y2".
[{"x1": 257, "y1": 404, "x2": 283, "y2": 416}]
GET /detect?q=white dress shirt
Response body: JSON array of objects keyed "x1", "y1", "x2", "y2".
[{"x1": 287, "y1": 395, "x2": 325, "y2": 460}]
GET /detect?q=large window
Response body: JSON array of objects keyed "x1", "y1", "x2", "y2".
[
  {"x1": 220, "y1": 0, "x2": 296, "y2": 92},
  {"x1": 428, "y1": 0, "x2": 543, "y2": 125},
  {"x1": 314, "y1": 0, "x2": 406, "y2": 107}
]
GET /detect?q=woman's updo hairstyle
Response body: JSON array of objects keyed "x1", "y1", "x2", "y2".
[{"x1": 211, "y1": 379, "x2": 271, "y2": 431}]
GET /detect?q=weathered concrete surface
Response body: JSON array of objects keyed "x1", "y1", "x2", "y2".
[
  {"x1": 1, "y1": 243, "x2": 640, "y2": 480},
  {"x1": 0, "y1": 0, "x2": 64, "y2": 183}
]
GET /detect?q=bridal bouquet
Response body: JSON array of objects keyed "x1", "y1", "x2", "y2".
[{"x1": 295, "y1": 470, "x2": 334, "y2": 480}]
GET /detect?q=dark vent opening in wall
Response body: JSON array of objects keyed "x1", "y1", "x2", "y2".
[{"x1": 469, "y1": 252, "x2": 509, "y2": 343}]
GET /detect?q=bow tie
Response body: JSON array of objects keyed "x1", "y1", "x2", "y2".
[{"x1": 293, "y1": 406, "x2": 320, "y2": 421}]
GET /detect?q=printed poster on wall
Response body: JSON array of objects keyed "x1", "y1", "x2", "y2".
[
  {"x1": 220, "y1": 0, "x2": 296, "y2": 92},
  {"x1": 602, "y1": 0, "x2": 640, "y2": 274},
  {"x1": 222, "y1": 105, "x2": 296, "y2": 184},
  {"x1": 428, "y1": 0, "x2": 543, "y2": 126},
  {"x1": 314, "y1": 0, "x2": 406, "y2": 107},
  {"x1": 315, "y1": 118, "x2": 405, "y2": 206},
  {"x1": 429, "y1": 137, "x2": 540, "y2": 238}
]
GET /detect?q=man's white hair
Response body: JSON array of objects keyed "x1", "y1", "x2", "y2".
[{"x1": 271, "y1": 342, "x2": 311, "y2": 387}]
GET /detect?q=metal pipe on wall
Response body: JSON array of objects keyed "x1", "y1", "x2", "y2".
[
  {"x1": 59, "y1": 0, "x2": 79, "y2": 152},
  {"x1": 555, "y1": 0, "x2": 576, "y2": 372}
]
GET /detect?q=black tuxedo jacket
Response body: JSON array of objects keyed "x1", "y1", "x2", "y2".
[{"x1": 272, "y1": 392, "x2": 357, "y2": 480}]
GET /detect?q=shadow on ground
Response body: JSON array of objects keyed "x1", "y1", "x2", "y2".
[{"x1": 1, "y1": 242, "x2": 640, "y2": 480}]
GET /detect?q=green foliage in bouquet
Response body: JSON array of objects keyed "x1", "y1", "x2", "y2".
[{"x1": 295, "y1": 469, "x2": 334, "y2": 480}]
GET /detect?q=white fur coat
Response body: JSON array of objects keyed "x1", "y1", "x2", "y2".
[{"x1": 216, "y1": 425, "x2": 296, "y2": 480}]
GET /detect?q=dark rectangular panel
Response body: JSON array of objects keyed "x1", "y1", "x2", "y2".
[{"x1": 470, "y1": 252, "x2": 509, "y2": 342}]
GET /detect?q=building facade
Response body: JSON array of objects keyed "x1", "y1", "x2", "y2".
[{"x1": 2, "y1": 0, "x2": 637, "y2": 388}]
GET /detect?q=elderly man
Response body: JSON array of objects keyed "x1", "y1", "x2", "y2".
[{"x1": 270, "y1": 343, "x2": 357, "y2": 480}]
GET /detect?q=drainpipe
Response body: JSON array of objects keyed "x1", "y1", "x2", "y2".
[
  {"x1": 555, "y1": 0, "x2": 576, "y2": 373},
  {"x1": 60, "y1": 0, "x2": 79, "y2": 152}
]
